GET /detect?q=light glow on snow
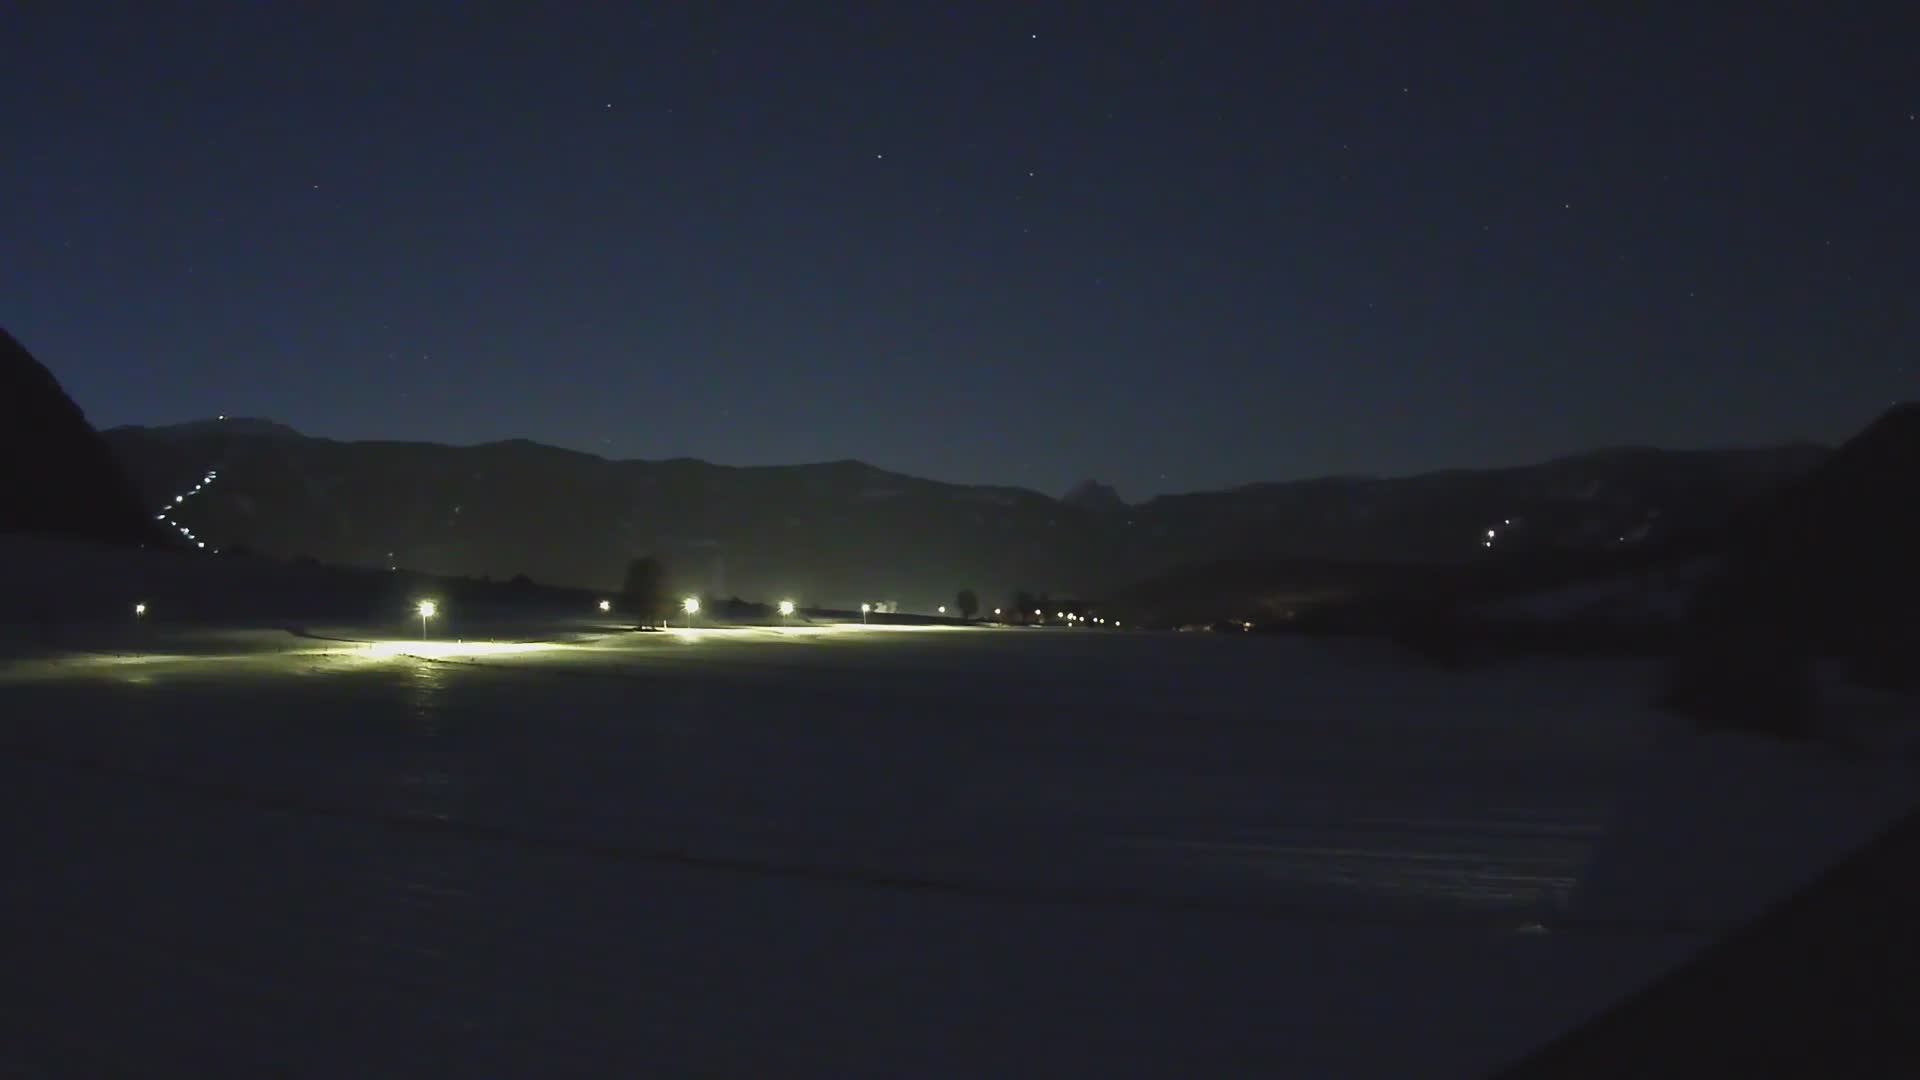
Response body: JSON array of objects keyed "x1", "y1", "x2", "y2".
[{"x1": 363, "y1": 639, "x2": 561, "y2": 660}]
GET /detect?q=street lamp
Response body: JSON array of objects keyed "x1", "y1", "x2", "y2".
[
  {"x1": 860, "y1": 602, "x2": 871, "y2": 624},
  {"x1": 778, "y1": 599, "x2": 796, "y2": 622},
  {"x1": 598, "y1": 599, "x2": 611, "y2": 613},
  {"x1": 417, "y1": 600, "x2": 437, "y2": 639},
  {"x1": 993, "y1": 607, "x2": 1002, "y2": 617},
  {"x1": 937, "y1": 605, "x2": 946, "y2": 614},
  {"x1": 682, "y1": 596, "x2": 700, "y2": 627},
  {"x1": 134, "y1": 602, "x2": 146, "y2": 618}
]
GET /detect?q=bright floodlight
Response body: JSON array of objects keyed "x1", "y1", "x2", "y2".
[
  {"x1": 598, "y1": 599, "x2": 611, "y2": 612},
  {"x1": 134, "y1": 602, "x2": 146, "y2": 616},
  {"x1": 417, "y1": 600, "x2": 437, "y2": 618},
  {"x1": 993, "y1": 607, "x2": 1001, "y2": 616},
  {"x1": 778, "y1": 600, "x2": 796, "y2": 616},
  {"x1": 683, "y1": 597, "x2": 700, "y2": 614},
  {"x1": 937, "y1": 605, "x2": 946, "y2": 614},
  {"x1": 861, "y1": 603, "x2": 871, "y2": 612}
]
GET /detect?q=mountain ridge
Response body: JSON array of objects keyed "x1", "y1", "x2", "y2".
[
  {"x1": 100, "y1": 419, "x2": 1830, "y2": 607},
  {"x1": 113, "y1": 416, "x2": 1831, "y2": 506}
]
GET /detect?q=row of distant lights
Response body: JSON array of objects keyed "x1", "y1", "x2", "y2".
[
  {"x1": 1483, "y1": 517, "x2": 1512, "y2": 548},
  {"x1": 588, "y1": 597, "x2": 800, "y2": 618},
  {"x1": 154, "y1": 468, "x2": 220, "y2": 551},
  {"x1": 983, "y1": 607, "x2": 1118, "y2": 627}
]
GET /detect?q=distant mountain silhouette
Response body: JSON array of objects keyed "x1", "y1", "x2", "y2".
[
  {"x1": 0, "y1": 328, "x2": 159, "y2": 547},
  {"x1": 115, "y1": 417, "x2": 306, "y2": 441},
  {"x1": 1062, "y1": 479, "x2": 1127, "y2": 513},
  {"x1": 100, "y1": 418, "x2": 1827, "y2": 609}
]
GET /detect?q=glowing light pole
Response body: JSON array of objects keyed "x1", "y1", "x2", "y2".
[
  {"x1": 598, "y1": 599, "x2": 612, "y2": 613},
  {"x1": 778, "y1": 599, "x2": 796, "y2": 623},
  {"x1": 134, "y1": 602, "x2": 147, "y2": 620},
  {"x1": 417, "y1": 600, "x2": 437, "y2": 639},
  {"x1": 682, "y1": 596, "x2": 700, "y2": 628},
  {"x1": 860, "y1": 602, "x2": 871, "y2": 625}
]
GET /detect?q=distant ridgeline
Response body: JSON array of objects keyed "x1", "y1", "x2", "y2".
[
  {"x1": 102, "y1": 411, "x2": 1827, "y2": 612},
  {"x1": 0, "y1": 328, "x2": 160, "y2": 547}
]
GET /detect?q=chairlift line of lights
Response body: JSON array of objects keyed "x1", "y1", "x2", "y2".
[{"x1": 154, "y1": 466, "x2": 223, "y2": 553}]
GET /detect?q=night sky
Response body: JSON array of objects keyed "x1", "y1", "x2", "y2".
[{"x1": 5, "y1": 5, "x2": 1914, "y2": 499}]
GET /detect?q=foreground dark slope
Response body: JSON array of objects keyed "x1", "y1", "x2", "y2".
[
  {"x1": 102, "y1": 420, "x2": 1825, "y2": 605},
  {"x1": 1696, "y1": 402, "x2": 1920, "y2": 684},
  {"x1": 0, "y1": 329, "x2": 157, "y2": 548},
  {"x1": 1498, "y1": 798, "x2": 1920, "y2": 1078}
]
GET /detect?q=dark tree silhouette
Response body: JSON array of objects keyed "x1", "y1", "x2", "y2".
[
  {"x1": 622, "y1": 556, "x2": 665, "y2": 625},
  {"x1": 1011, "y1": 590, "x2": 1036, "y2": 623},
  {"x1": 956, "y1": 588, "x2": 979, "y2": 620}
]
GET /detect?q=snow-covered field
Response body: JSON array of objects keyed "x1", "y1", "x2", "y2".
[{"x1": 2, "y1": 620, "x2": 1914, "y2": 1077}]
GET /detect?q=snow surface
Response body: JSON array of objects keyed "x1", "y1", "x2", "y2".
[
  {"x1": 1475, "y1": 560, "x2": 1718, "y2": 625},
  {"x1": 2, "y1": 609, "x2": 1916, "y2": 1076}
]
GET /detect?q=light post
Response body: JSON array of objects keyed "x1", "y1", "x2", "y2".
[
  {"x1": 860, "y1": 602, "x2": 870, "y2": 625},
  {"x1": 598, "y1": 599, "x2": 611, "y2": 614},
  {"x1": 778, "y1": 600, "x2": 796, "y2": 624},
  {"x1": 682, "y1": 596, "x2": 700, "y2": 628},
  {"x1": 417, "y1": 600, "x2": 437, "y2": 639}
]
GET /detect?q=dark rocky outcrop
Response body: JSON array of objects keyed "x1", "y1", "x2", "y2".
[{"x1": 0, "y1": 328, "x2": 159, "y2": 547}]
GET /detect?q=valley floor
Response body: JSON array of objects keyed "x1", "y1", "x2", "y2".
[{"x1": 1, "y1": 623, "x2": 1913, "y2": 1077}]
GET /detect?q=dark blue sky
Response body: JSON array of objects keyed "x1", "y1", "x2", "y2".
[{"x1": 5, "y1": 4, "x2": 1914, "y2": 498}]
